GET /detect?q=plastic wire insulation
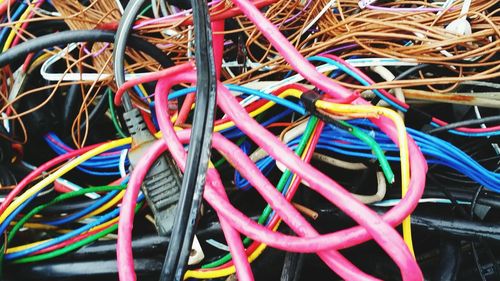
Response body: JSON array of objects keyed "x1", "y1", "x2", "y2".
[
  {"x1": 215, "y1": 83, "x2": 422, "y2": 279},
  {"x1": 158, "y1": 74, "x2": 418, "y2": 279},
  {"x1": 226, "y1": 0, "x2": 427, "y2": 269},
  {"x1": 0, "y1": 138, "x2": 130, "y2": 225},
  {"x1": 315, "y1": 100, "x2": 414, "y2": 255},
  {"x1": 155, "y1": 67, "x2": 253, "y2": 281}
]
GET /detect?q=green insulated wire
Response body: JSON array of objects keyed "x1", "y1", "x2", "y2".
[
  {"x1": 13, "y1": 201, "x2": 144, "y2": 264},
  {"x1": 337, "y1": 120, "x2": 395, "y2": 184},
  {"x1": 108, "y1": 89, "x2": 128, "y2": 138},
  {"x1": 139, "y1": 4, "x2": 153, "y2": 16},
  {"x1": 202, "y1": 116, "x2": 319, "y2": 269},
  {"x1": 0, "y1": 185, "x2": 126, "y2": 267}
]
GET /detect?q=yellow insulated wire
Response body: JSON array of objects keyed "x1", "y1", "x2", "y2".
[
  {"x1": 315, "y1": 100, "x2": 414, "y2": 256},
  {"x1": 2, "y1": 2, "x2": 34, "y2": 52},
  {"x1": 185, "y1": 116, "x2": 316, "y2": 279},
  {"x1": 0, "y1": 137, "x2": 132, "y2": 225},
  {"x1": 213, "y1": 88, "x2": 302, "y2": 132},
  {"x1": 184, "y1": 223, "x2": 280, "y2": 280},
  {"x1": 82, "y1": 190, "x2": 126, "y2": 219}
]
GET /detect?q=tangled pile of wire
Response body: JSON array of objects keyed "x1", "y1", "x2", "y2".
[{"x1": 0, "y1": 0, "x2": 499, "y2": 280}]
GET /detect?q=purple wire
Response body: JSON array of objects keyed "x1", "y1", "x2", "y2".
[
  {"x1": 366, "y1": 4, "x2": 443, "y2": 12},
  {"x1": 318, "y1": 43, "x2": 358, "y2": 55},
  {"x1": 282, "y1": 0, "x2": 313, "y2": 25},
  {"x1": 83, "y1": 43, "x2": 110, "y2": 57}
]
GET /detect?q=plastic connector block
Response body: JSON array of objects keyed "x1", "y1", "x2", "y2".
[{"x1": 124, "y1": 108, "x2": 182, "y2": 236}]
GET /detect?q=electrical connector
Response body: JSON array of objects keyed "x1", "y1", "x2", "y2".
[{"x1": 124, "y1": 108, "x2": 182, "y2": 236}]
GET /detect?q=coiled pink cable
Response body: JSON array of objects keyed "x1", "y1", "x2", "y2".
[
  {"x1": 117, "y1": 72, "x2": 426, "y2": 281},
  {"x1": 153, "y1": 72, "x2": 381, "y2": 280},
  {"x1": 116, "y1": 0, "x2": 429, "y2": 279}
]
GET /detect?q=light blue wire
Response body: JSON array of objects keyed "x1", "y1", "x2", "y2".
[
  {"x1": 308, "y1": 56, "x2": 500, "y2": 137},
  {"x1": 0, "y1": 3, "x2": 28, "y2": 50}
]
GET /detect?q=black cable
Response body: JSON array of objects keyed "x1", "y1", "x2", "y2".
[
  {"x1": 432, "y1": 237, "x2": 461, "y2": 281},
  {"x1": 317, "y1": 206, "x2": 500, "y2": 241},
  {"x1": 470, "y1": 186, "x2": 488, "y2": 281},
  {"x1": 62, "y1": 84, "x2": 83, "y2": 132},
  {"x1": 159, "y1": 0, "x2": 217, "y2": 279},
  {"x1": 427, "y1": 115, "x2": 500, "y2": 134},
  {"x1": 371, "y1": 64, "x2": 430, "y2": 105},
  {"x1": 0, "y1": 30, "x2": 173, "y2": 70},
  {"x1": 394, "y1": 64, "x2": 430, "y2": 81},
  {"x1": 74, "y1": 91, "x2": 109, "y2": 134}
]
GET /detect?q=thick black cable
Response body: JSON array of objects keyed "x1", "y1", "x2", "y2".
[
  {"x1": 427, "y1": 115, "x2": 500, "y2": 134},
  {"x1": 433, "y1": 237, "x2": 461, "y2": 281},
  {"x1": 0, "y1": 30, "x2": 173, "y2": 70},
  {"x1": 159, "y1": 0, "x2": 217, "y2": 279}
]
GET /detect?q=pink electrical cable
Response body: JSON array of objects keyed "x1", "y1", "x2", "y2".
[
  {"x1": 117, "y1": 120, "x2": 253, "y2": 280},
  {"x1": 153, "y1": 73, "x2": 254, "y2": 281},
  {"x1": 228, "y1": 0, "x2": 427, "y2": 248},
  {"x1": 116, "y1": 1, "x2": 427, "y2": 278},
  {"x1": 153, "y1": 71, "x2": 380, "y2": 280},
  {"x1": 152, "y1": 64, "x2": 375, "y2": 279},
  {"x1": 114, "y1": 66, "x2": 425, "y2": 280},
  {"x1": 217, "y1": 83, "x2": 422, "y2": 280}
]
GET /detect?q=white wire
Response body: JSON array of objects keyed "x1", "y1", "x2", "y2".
[
  {"x1": 303, "y1": 0, "x2": 336, "y2": 34},
  {"x1": 474, "y1": 106, "x2": 500, "y2": 156},
  {"x1": 2, "y1": 113, "x2": 10, "y2": 132},
  {"x1": 312, "y1": 153, "x2": 368, "y2": 170},
  {"x1": 152, "y1": 0, "x2": 161, "y2": 18},
  {"x1": 370, "y1": 65, "x2": 405, "y2": 118},
  {"x1": 352, "y1": 172, "x2": 386, "y2": 204},
  {"x1": 249, "y1": 120, "x2": 308, "y2": 163},
  {"x1": 437, "y1": 0, "x2": 456, "y2": 16},
  {"x1": 21, "y1": 161, "x2": 100, "y2": 199},
  {"x1": 119, "y1": 149, "x2": 128, "y2": 178},
  {"x1": 159, "y1": 0, "x2": 169, "y2": 17},
  {"x1": 115, "y1": 0, "x2": 125, "y2": 14},
  {"x1": 40, "y1": 42, "x2": 154, "y2": 82},
  {"x1": 240, "y1": 58, "x2": 417, "y2": 107},
  {"x1": 373, "y1": 198, "x2": 471, "y2": 207}
]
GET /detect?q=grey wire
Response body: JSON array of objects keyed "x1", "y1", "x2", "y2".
[{"x1": 113, "y1": 0, "x2": 147, "y2": 111}]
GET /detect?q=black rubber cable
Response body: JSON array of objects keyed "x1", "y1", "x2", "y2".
[
  {"x1": 427, "y1": 115, "x2": 500, "y2": 134},
  {"x1": 74, "y1": 90, "x2": 110, "y2": 134},
  {"x1": 432, "y1": 237, "x2": 461, "y2": 281},
  {"x1": 159, "y1": 0, "x2": 217, "y2": 278},
  {"x1": 62, "y1": 84, "x2": 83, "y2": 132},
  {"x1": 394, "y1": 64, "x2": 430, "y2": 81},
  {"x1": 0, "y1": 30, "x2": 173, "y2": 70}
]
